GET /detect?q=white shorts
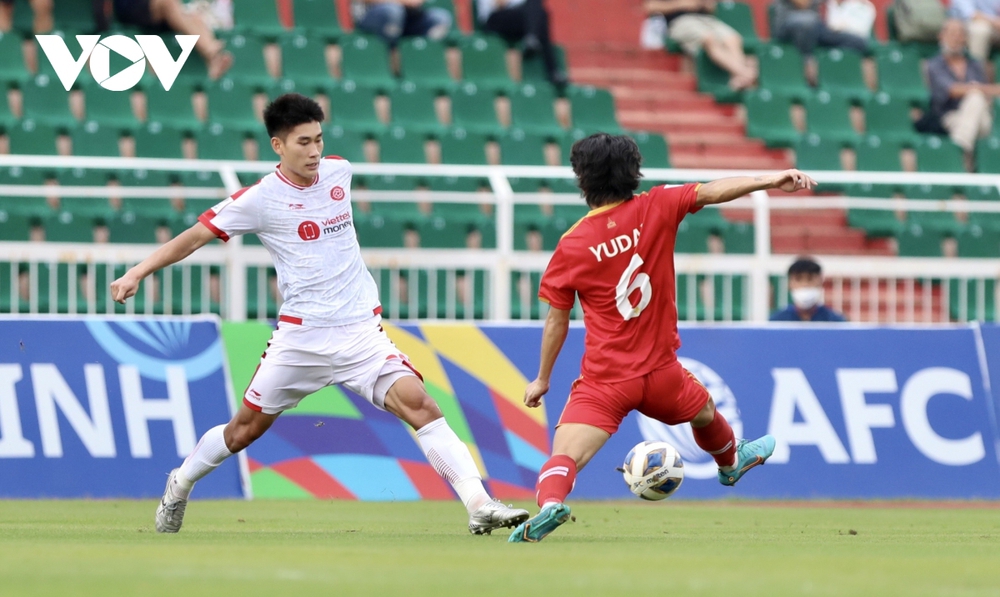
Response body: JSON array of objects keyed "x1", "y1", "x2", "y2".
[{"x1": 242, "y1": 315, "x2": 422, "y2": 415}]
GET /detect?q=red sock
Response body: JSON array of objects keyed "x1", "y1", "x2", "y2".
[
  {"x1": 692, "y1": 410, "x2": 737, "y2": 468},
  {"x1": 535, "y1": 454, "x2": 577, "y2": 508}
]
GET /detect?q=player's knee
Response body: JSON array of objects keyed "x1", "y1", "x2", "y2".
[{"x1": 690, "y1": 397, "x2": 716, "y2": 428}]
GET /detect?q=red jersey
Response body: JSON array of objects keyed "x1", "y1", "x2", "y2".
[{"x1": 538, "y1": 183, "x2": 701, "y2": 382}]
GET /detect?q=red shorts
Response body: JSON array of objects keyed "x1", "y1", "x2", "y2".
[{"x1": 558, "y1": 360, "x2": 710, "y2": 435}]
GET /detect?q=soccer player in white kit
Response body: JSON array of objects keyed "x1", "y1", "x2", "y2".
[{"x1": 110, "y1": 94, "x2": 529, "y2": 535}]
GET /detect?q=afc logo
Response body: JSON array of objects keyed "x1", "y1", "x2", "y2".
[
  {"x1": 331, "y1": 186, "x2": 345, "y2": 201},
  {"x1": 298, "y1": 221, "x2": 321, "y2": 241}
]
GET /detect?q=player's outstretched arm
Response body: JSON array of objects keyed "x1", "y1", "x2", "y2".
[
  {"x1": 525, "y1": 306, "x2": 572, "y2": 408},
  {"x1": 695, "y1": 169, "x2": 817, "y2": 207},
  {"x1": 110, "y1": 223, "x2": 218, "y2": 304}
]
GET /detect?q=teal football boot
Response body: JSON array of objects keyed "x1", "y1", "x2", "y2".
[
  {"x1": 507, "y1": 503, "x2": 572, "y2": 543},
  {"x1": 719, "y1": 435, "x2": 776, "y2": 487}
]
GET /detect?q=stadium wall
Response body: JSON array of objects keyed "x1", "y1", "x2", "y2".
[{"x1": 2, "y1": 318, "x2": 999, "y2": 500}]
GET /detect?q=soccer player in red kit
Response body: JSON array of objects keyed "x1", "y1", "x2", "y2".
[{"x1": 508, "y1": 134, "x2": 817, "y2": 543}]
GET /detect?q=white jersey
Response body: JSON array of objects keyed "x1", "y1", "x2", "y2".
[{"x1": 198, "y1": 156, "x2": 381, "y2": 327}]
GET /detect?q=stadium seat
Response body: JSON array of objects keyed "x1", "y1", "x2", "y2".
[
  {"x1": 855, "y1": 134, "x2": 903, "y2": 172},
  {"x1": 377, "y1": 126, "x2": 427, "y2": 163},
  {"x1": 279, "y1": 33, "x2": 332, "y2": 92},
  {"x1": 794, "y1": 133, "x2": 842, "y2": 170},
  {"x1": 323, "y1": 125, "x2": 368, "y2": 163},
  {"x1": 196, "y1": 123, "x2": 247, "y2": 160},
  {"x1": 172, "y1": 50, "x2": 210, "y2": 89},
  {"x1": 354, "y1": 212, "x2": 406, "y2": 247},
  {"x1": 218, "y1": 33, "x2": 275, "y2": 88},
  {"x1": 896, "y1": 223, "x2": 947, "y2": 256},
  {"x1": 133, "y1": 121, "x2": 185, "y2": 159},
  {"x1": 426, "y1": 175, "x2": 488, "y2": 193},
  {"x1": 976, "y1": 136, "x2": 1000, "y2": 173},
  {"x1": 957, "y1": 225, "x2": 1000, "y2": 257},
  {"x1": 864, "y1": 92, "x2": 919, "y2": 146},
  {"x1": 328, "y1": 81, "x2": 384, "y2": 133},
  {"x1": 675, "y1": 219, "x2": 712, "y2": 253},
  {"x1": 805, "y1": 91, "x2": 859, "y2": 145},
  {"x1": 757, "y1": 44, "x2": 810, "y2": 101},
  {"x1": 418, "y1": 216, "x2": 474, "y2": 248},
  {"x1": 340, "y1": 34, "x2": 396, "y2": 91},
  {"x1": 107, "y1": 211, "x2": 169, "y2": 244},
  {"x1": 70, "y1": 120, "x2": 121, "y2": 157},
  {"x1": 389, "y1": 82, "x2": 445, "y2": 134},
  {"x1": 293, "y1": 0, "x2": 345, "y2": 40},
  {"x1": 459, "y1": 35, "x2": 514, "y2": 92},
  {"x1": 0, "y1": 92, "x2": 16, "y2": 129},
  {"x1": 449, "y1": 82, "x2": 503, "y2": 136},
  {"x1": 439, "y1": 127, "x2": 489, "y2": 165},
  {"x1": 247, "y1": 267, "x2": 280, "y2": 319},
  {"x1": 676, "y1": 274, "x2": 746, "y2": 321},
  {"x1": 399, "y1": 38, "x2": 454, "y2": 91},
  {"x1": 0, "y1": 211, "x2": 35, "y2": 241},
  {"x1": 233, "y1": 0, "x2": 287, "y2": 37},
  {"x1": 744, "y1": 89, "x2": 799, "y2": 147},
  {"x1": 44, "y1": 210, "x2": 99, "y2": 242},
  {"x1": 499, "y1": 128, "x2": 548, "y2": 165},
  {"x1": 53, "y1": 1, "x2": 95, "y2": 32},
  {"x1": 0, "y1": 166, "x2": 50, "y2": 217},
  {"x1": 206, "y1": 78, "x2": 260, "y2": 131},
  {"x1": 510, "y1": 271, "x2": 543, "y2": 320},
  {"x1": 568, "y1": 86, "x2": 622, "y2": 134},
  {"x1": 875, "y1": 45, "x2": 928, "y2": 104},
  {"x1": 522, "y1": 44, "x2": 567, "y2": 84},
  {"x1": 722, "y1": 222, "x2": 754, "y2": 253},
  {"x1": 630, "y1": 131, "x2": 670, "y2": 168},
  {"x1": 916, "y1": 135, "x2": 965, "y2": 173},
  {"x1": 7, "y1": 119, "x2": 59, "y2": 155},
  {"x1": 145, "y1": 82, "x2": 201, "y2": 131},
  {"x1": 846, "y1": 180, "x2": 904, "y2": 237},
  {"x1": 816, "y1": 48, "x2": 870, "y2": 102},
  {"x1": 509, "y1": 83, "x2": 563, "y2": 138},
  {"x1": 694, "y1": 50, "x2": 742, "y2": 104},
  {"x1": 903, "y1": 184, "x2": 963, "y2": 234},
  {"x1": 21, "y1": 74, "x2": 76, "y2": 128},
  {"x1": 0, "y1": 31, "x2": 30, "y2": 84},
  {"x1": 57, "y1": 167, "x2": 114, "y2": 188},
  {"x1": 966, "y1": 182, "x2": 1000, "y2": 230},
  {"x1": 119, "y1": 169, "x2": 177, "y2": 219},
  {"x1": 949, "y1": 278, "x2": 996, "y2": 321},
  {"x1": 83, "y1": 85, "x2": 140, "y2": 130},
  {"x1": 715, "y1": 1, "x2": 761, "y2": 53}
]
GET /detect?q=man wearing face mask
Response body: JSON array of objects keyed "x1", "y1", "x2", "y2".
[{"x1": 770, "y1": 257, "x2": 846, "y2": 322}]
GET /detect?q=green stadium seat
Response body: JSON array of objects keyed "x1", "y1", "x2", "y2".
[
  {"x1": 0, "y1": 31, "x2": 30, "y2": 85},
  {"x1": 864, "y1": 92, "x2": 919, "y2": 146},
  {"x1": 53, "y1": 1, "x2": 95, "y2": 32},
  {"x1": 957, "y1": 225, "x2": 1000, "y2": 257},
  {"x1": 173, "y1": 50, "x2": 210, "y2": 89},
  {"x1": 7, "y1": 119, "x2": 59, "y2": 154},
  {"x1": 0, "y1": 166, "x2": 51, "y2": 217},
  {"x1": 365, "y1": 174, "x2": 421, "y2": 192},
  {"x1": 58, "y1": 190, "x2": 114, "y2": 218},
  {"x1": 165, "y1": 265, "x2": 219, "y2": 314},
  {"x1": 949, "y1": 278, "x2": 996, "y2": 321},
  {"x1": 417, "y1": 216, "x2": 474, "y2": 248},
  {"x1": 805, "y1": 91, "x2": 858, "y2": 145},
  {"x1": 340, "y1": 34, "x2": 396, "y2": 91},
  {"x1": 449, "y1": 82, "x2": 503, "y2": 136},
  {"x1": 426, "y1": 175, "x2": 488, "y2": 193},
  {"x1": 522, "y1": 44, "x2": 567, "y2": 84},
  {"x1": 795, "y1": 133, "x2": 842, "y2": 170},
  {"x1": 966, "y1": 183, "x2": 1000, "y2": 230},
  {"x1": 118, "y1": 169, "x2": 177, "y2": 219},
  {"x1": 558, "y1": 129, "x2": 585, "y2": 166},
  {"x1": 439, "y1": 127, "x2": 489, "y2": 165},
  {"x1": 233, "y1": 0, "x2": 287, "y2": 37},
  {"x1": 499, "y1": 128, "x2": 547, "y2": 165},
  {"x1": 196, "y1": 123, "x2": 247, "y2": 160},
  {"x1": 509, "y1": 82, "x2": 563, "y2": 138},
  {"x1": 70, "y1": 120, "x2": 121, "y2": 157},
  {"x1": 293, "y1": 0, "x2": 344, "y2": 40},
  {"x1": 630, "y1": 131, "x2": 670, "y2": 167},
  {"x1": 916, "y1": 135, "x2": 965, "y2": 172},
  {"x1": 903, "y1": 183, "x2": 963, "y2": 234},
  {"x1": 744, "y1": 89, "x2": 799, "y2": 147},
  {"x1": 21, "y1": 74, "x2": 76, "y2": 128},
  {"x1": 846, "y1": 180, "x2": 904, "y2": 237},
  {"x1": 855, "y1": 134, "x2": 903, "y2": 171},
  {"x1": 399, "y1": 38, "x2": 454, "y2": 91},
  {"x1": 180, "y1": 170, "x2": 225, "y2": 189},
  {"x1": 722, "y1": 222, "x2": 754, "y2": 253},
  {"x1": 677, "y1": 274, "x2": 747, "y2": 321},
  {"x1": 377, "y1": 126, "x2": 426, "y2": 163},
  {"x1": 459, "y1": 35, "x2": 514, "y2": 92},
  {"x1": 816, "y1": 48, "x2": 870, "y2": 102},
  {"x1": 44, "y1": 210, "x2": 98, "y2": 242},
  {"x1": 715, "y1": 1, "x2": 761, "y2": 53},
  {"x1": 897, "y1": 223, "x2": 947, "y2": 256},
  {"x1": 132, "y1": 121, "x2": 185, "y2": 159},
  {"x1": 876, "y1": 45, "x2": 927, "y2": 104},
  {"x1": 976, "y1": 136, "x2": 1000, "y2": 173},
  {"x1": 108, "y1": 211, "x2": 169, "y2": 243},
  {"x1": 355, "y1": 212, "x2": 405, "y2": 247},
  {"x1": 694, "y1": 50, "x2": 742, "y2": 104},
  {"x1": 279, "y1": 33, "x2": 331, "y2": 92},
  {"x1": 568, "y1": 85, "x2": 622, "y2": 134},
  {"x1": 83, "y1": 85, "x2": 139, "y2": 130},
  {"x1": 324, "y1": 125, "x2": 368, "y2": 162},
  {"x1": 389, "y1": 81, "x2": 445, "y2": 134},
  {"x1": 57, "y1": 167, "x2": 114, "y2": 187},
  {"x1": 0, "y1": 92, "x2": 16, "y2": 129},
  {"x1": 0, "y1": 210, "x2": 35, "y2": 241},
  {"x1": 145, "y1": 81, "x2": 201, "y2": 131},
  {"x1": 675, "y1": 219, "x2": 712, "y2": 253},
  {"x1": 206, "y1": 78, "x2": 260, "y2": 131},
  {"x1": 247, "y1": 267, "x2": 280, "y2": 319},
  {"x1": 219, "y1": 32, "x2": 275, "y2": 88},
  {"x1": 510, "y1": 271, "x2": 543, "y2": 320},
  {"x1": 328, "y1": 81, "x2": 384, "y2": 133},
  {"x1": 757, "y1": 44, "x2": 810, "y2": 101}
]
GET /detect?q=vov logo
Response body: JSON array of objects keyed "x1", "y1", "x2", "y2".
[{"x1": 36, "y1": 34, "x2": 199, "y2": 92}]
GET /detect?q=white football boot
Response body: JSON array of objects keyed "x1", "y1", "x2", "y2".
[
  {"x1": 468, "y1": 499, "x2": 530, "y2": 535},
  {"x1": 155, "y1": 468, "x2": 189, "y2": 533}
]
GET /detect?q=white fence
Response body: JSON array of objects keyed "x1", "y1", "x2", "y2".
[{"x1": 1, "y1": 154, "x2": 1000, "y2": 322}]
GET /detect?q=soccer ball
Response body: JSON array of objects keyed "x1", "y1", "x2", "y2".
[{"x1": 620, "y1": 440, "x2": 684, "y2": 501}]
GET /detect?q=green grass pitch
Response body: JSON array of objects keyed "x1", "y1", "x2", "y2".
[{"x1": 1, "y1": 500, "x2": 999, "y2": 597}]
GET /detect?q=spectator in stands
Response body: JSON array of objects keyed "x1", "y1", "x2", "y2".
[
  {"x1": 101, "y1": 0, "x2": 233, "y2": 80},
  {"x1": 770, "y1": 257, "x2": 846, "y2": 322},
  {"x1": 355, "y1": 0, "x2": 452, "y2": 47},
  {"x1": 643, "y1": 0, "x2": 757, "y2": 90},
  {"x1": 475, "y1": 0, "x2": 567, "y2": 86},
  {"x1": 950, "y1": 0, "x2": 1000, "y2": 63},
  {"x1": 928, "y1": 19, "x2": 1000, "y2": 169},
  {"x1": 772, "y1": 0, "x2": 869, "y2": 56},
  {"x1": 0, "y1": 0, "x2": 52, "y2": 33}
]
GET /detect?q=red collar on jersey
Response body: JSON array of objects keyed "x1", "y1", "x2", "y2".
[{"x1": 275, "y1": 164, "x2": 319, "y2": 190}]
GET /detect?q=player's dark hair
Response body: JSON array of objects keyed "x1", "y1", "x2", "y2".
[
  {"x1": 788, "y1": 257, "x2": 822, "y2": 277},
  {"x1": 263, "y1": 93, "x2": 325, "y2": 140},
  {"x1": 570, "y1": 133, "x2": 643, "y2": 208}
]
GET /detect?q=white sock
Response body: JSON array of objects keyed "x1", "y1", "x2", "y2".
[
  {"x1": 416, "y1": 418, "x2": 490, "y2": 514},
  {"x1": 720, "y1": 451, "x2": 739, "y2": 473},
  {"x1": 176, "y1": 425, "x2": 233, "y2": 498}
]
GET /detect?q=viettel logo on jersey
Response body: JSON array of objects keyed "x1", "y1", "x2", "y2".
[
  {"x1": 298, "y1": 221, "x2": 321, "y2": 241},
  {"x1": 331, "y1": 186, "x2": 345, "y2": 201}
]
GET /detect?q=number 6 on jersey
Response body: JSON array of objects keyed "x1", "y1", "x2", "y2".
[{"x1": 616, "y1": 253, "x2": 651, "y2": 320}]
